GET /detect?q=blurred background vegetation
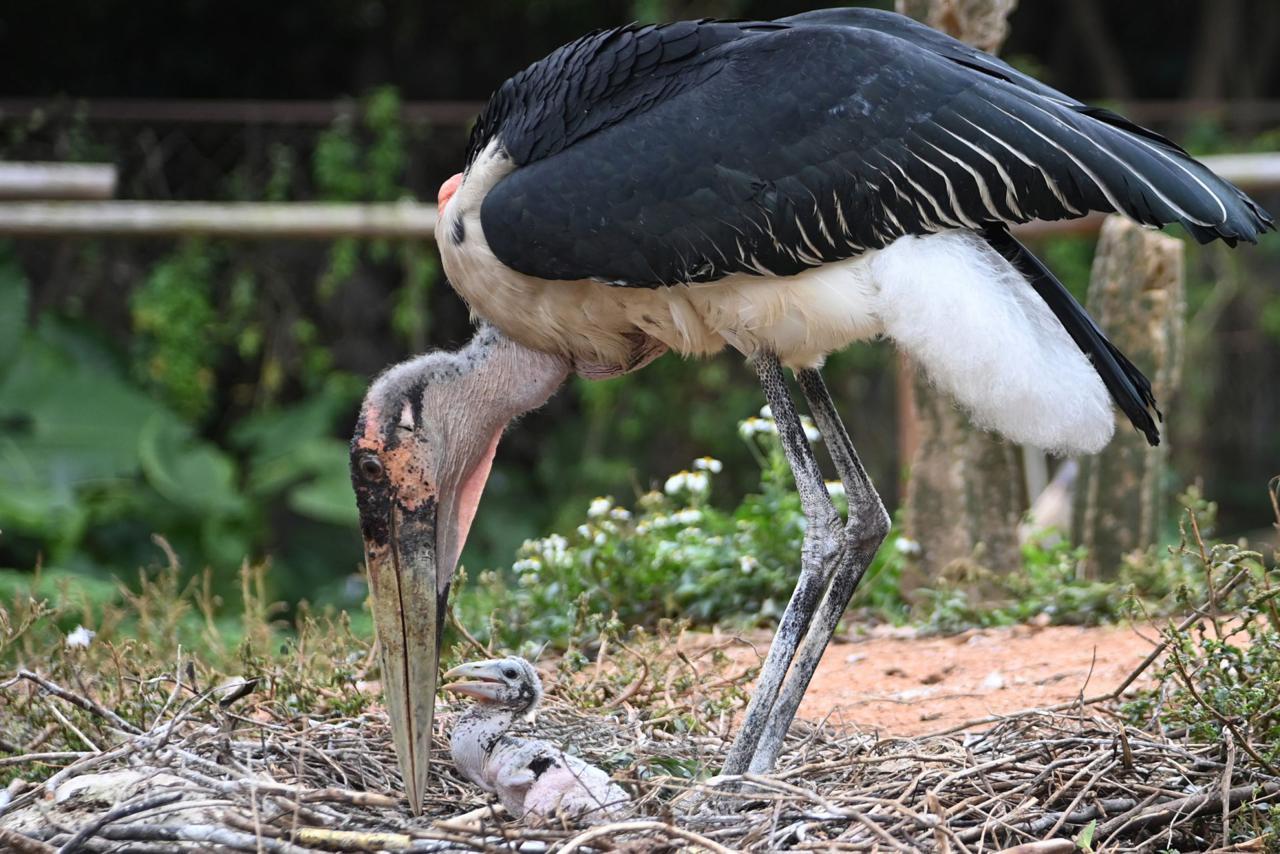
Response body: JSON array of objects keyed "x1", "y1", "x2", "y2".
[{"x1": 1, "y1": 0, "x2": 1278, "y2": 638}]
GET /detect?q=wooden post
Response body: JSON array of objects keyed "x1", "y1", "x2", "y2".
[
  {"x1": 905, "y1": 371, "x2": 1028, "y2": 588},
  {"x1": 1072, "y1": 216, "x2": 1185, "y2": 578},
  {"x1": 897, "y1": 0, "x2": 1026, "y2": 596},
  {"x1": 896, "y1": 0, "x2": 1019, "y2": 52}
]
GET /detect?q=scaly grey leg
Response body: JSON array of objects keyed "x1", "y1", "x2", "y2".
[
  {"x1": 746, "y1": 366, "x2": 890, "y2": 773},
  {"x1": 721, "y1": 353, "x2": 843, "y2": 776}
]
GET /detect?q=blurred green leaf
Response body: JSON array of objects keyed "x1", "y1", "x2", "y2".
[
  {"x1": 289, "y1": 466, "x2": 358, "y2": 526},
  {"x1": 0, "y1": 319, "x2": 176, "y2": 498},
  {"x1": 138, "y1": 415, "x2": 244, "y2": 516},
  {"x1": 0, "y1": 247, "x2": 29, "y2": 370}
]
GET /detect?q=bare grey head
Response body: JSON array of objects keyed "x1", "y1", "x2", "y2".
[
  {"x1": 444, "y1": 656, "x2": 544, "y2": 716},
  {"x1": 350, "y1": 326, "x2": 569, "y2": 814}
]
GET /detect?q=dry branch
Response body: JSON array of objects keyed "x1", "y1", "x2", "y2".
[{"x1": 3, "y1": 569, "x2": 1277, "y2": 852}]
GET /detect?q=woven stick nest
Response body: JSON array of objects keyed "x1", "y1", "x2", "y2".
[{"x1": 3, "y1": 626, "x2": 1278, "y2": 854}]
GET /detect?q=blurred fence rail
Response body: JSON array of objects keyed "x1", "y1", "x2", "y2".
[
  {"x1": 1, "y1": 154, "x2": 1277, "y2": 239},
  {"x1": 0, "y1": 162, "x2": 117, "y2": 200},
  {"x1": 0, "y1": 200, "x2": 437, "y2": 239},
  {"x1": 0, "y1": 98, "x2": 486, "y2": 126}
]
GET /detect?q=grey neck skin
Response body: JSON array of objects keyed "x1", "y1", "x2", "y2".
[
  {"x1": 450, "y1": 704, "x2": 521, "y2": 788},
  {"x1": 457, "y1": 325, "x2": 572, "y2": 428}
]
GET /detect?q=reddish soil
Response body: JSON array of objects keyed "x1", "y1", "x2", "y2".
[{"x1": 720, "y1": 620, "x2": 1161, "y2": 736}]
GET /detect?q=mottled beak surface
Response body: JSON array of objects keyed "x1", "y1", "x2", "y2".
[{"x1": 363, "y1": 499, "x2": 444, "y2": 816}]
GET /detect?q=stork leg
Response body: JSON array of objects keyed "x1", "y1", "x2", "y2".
[
  {"x1": 745, "y1": 366, "x2": 890, "y2": 773},
  {"x1": 722, "y1": 353, "x2": 843, "y2": 776}
]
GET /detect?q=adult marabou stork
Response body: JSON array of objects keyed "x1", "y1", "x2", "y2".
[{"x1": 351, "y1": 8, "x2": 1271, "y2": 812}]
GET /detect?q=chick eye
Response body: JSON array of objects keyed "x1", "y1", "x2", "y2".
[
  {"x1": 502, "y1": 667, "x2": 517, "y2": 680},
  {"x1": 358, "y1": 455, "x2": 385, "y2": 481}
]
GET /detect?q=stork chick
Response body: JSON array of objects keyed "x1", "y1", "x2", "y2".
[{"x1": 444, "y1": 657, "x2": 630, "y2": 823}]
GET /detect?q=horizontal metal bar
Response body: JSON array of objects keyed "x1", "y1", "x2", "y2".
[
  {"x1": 0, "y1": 200, "x2": 438, "y2": 239},
  {"x1": 0, "y1": 162, "x2": 117, "y2": 201},
  {"x1": 0, "y1": 98, "x2": 484, "y2": 127}
]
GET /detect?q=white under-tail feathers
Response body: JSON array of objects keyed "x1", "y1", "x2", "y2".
[
  {"x1": 869, "y1": 231, "x2": 1114, "y2": 454},
  {"x1": 698, "y1": 230, "x2": 1115, "y2": 454}
]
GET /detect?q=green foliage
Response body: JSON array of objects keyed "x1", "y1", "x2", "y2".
[
  {"x1": 455, "y1": 426, "x2": 1274, "y2": 652},
  {"x1": 0, "y1": 258, "x2": 364, "y2": 601},
  {"x1": 130, "y1": 241, "x2": 219, "y2": 420},
  {"x1": 457, "y1": 408, "x2": 912, "y2": 646},
  {"x1": 907, "y1": 486, "x2": 1268, "y2": 634},
  {"x1": 907, "y1": 536, "x2": 1117, "y2": 634},
  {"x1": 1123, "y1": 485, "x2": 1280, "y2": 772},
  {"x1": 313, "y1": 86, "x2": 424, "y2": 302},
  {"x1": 1, "y1": 85, "x2": 442, "y2": 606}
]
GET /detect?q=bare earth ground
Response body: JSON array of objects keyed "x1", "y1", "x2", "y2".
[{"x1": 718, "y1": 620, "x2": 1159, "y2": 735}]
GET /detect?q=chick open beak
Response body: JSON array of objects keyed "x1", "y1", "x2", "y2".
[{"x1": 443, "y1": 661, "x2": 507, "y2": 703}]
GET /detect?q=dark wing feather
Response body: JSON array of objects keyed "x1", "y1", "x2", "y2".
[
  {"x1": 779, "y1": 7, "x2": 1084, "y2": 106},
  {"x1": 478, "y1": 15, "x2": 1272, "y2": 287}
]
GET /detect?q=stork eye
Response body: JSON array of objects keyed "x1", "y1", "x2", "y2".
[
  {"x1": 358, "y1": 455, "x2": 385, "y2": 481},
  {"x1": 502, "y1": 667, "x2": 518, "y2": 680}
]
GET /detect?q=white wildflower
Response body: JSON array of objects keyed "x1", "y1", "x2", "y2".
[
  {"x1": 541, "y1": 533, "x2": 569, "y2": 562},
  {"x1": 739, "y1": 555, "x2": 759, "y2": 574},
  {"x1": 673, "y1": 508, "x2": 703, "y2": 525},
  {"x1": 609, "y1": 507, "x2": 632, "y2": 522},
  {"x1": 685, "y1": 470, "x2": 709, "y2": 495},
  {"x1": 759, "y1": 404, "x2": 773, "y2": 419},
  {"x1": 693, "y1": 456, "x2": 723, "y2": 473},
  {"x1": 738, "y1": 417, "x2": 777, "y2": 438},
  {"x1": 587, "y1": 497, "x2": 611, "y2": 518},
  {"x1": 577, "y1": 524, "x2": 591, "y2": 538},
  {"x1": 895, "y1": 537, "x2": 922, "y2": 556},
  {"x1": 825, "y1": 480, "x2": 846, "y2": 498},
  {"x1": 513, "y1": 557, "x2": 542, "y2": 573},
  {"x1": 593, "y1": 532, "x2": 607, "y2": 546},
  {"x1": 664, "y1": 471, "x2": 690, "y2": 495},
  {"x1": 65, "y1": 625, "x2": 95, "y2": 650},
  {"x1": 801, "y1": 416, "x2": 822, "y2": 443}
]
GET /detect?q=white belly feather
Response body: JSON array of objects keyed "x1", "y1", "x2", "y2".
[{"x1": 438, "y1": 143, "x2": 1114, "y2": 454}]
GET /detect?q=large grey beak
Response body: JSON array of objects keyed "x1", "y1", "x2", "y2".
[{"x1": 365, "y1": 502, "x2": 445, "y2": 816}]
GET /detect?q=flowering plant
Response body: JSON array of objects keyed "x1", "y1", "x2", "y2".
[{"x1": 459, "y1": 407, "x2": 910, "y2": 648}]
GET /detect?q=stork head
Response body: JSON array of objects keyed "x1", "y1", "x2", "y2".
[
  {"x1": 444, "y1": 656, "x2": 543, "y2": 715},
  {"x1": 351, "y1": 326, "x2": 569, "y2": 814}
]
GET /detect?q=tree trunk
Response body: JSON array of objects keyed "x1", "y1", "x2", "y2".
[
  {"x1": 896, "y1": 0, "x2": 1018, "y2": 53},
  {"x1": 1072, "y1": 216, "x2": 1185, "y2": 578},
  {"x1": 896, "y1": 0, "x2": 1026, "y2": 599}
]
